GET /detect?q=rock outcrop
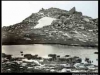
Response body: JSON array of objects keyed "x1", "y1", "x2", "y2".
[{"x1": 68, "y1": 7, "x2": 76, "y2": 14}]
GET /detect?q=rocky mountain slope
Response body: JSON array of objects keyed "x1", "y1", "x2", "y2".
[{"x1": 2, "y1": 7, "x2": 98, "y2": 47}]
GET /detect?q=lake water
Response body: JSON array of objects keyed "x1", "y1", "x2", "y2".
[{"x1": 2, "y1": 44, "x2": 98, "y2": 65}]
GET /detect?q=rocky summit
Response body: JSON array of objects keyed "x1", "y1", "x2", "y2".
[{"x1": 2, "y1": 7, "x2": 98, "y2": 47}]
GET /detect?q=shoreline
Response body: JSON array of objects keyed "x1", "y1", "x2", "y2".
[{"x1": 2, "y1": 43, "x2": 98, "y2": 49}]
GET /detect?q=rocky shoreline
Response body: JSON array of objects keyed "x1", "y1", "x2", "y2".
[{"x1": 2, "y1": 53, "x2": 98, "y2": 73}]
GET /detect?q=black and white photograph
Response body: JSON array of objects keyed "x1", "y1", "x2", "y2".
[{"x1": 1, "y1": 1, "x2": 98, "y2": 73}]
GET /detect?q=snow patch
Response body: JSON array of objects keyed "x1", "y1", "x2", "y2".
[
  {"x1": 22, "y1": 59, "x2": 42, "y2": 66},
  {"x1": 82, "y1": 34, "x2": 87, "y2": 37},
  {"x1": 42, "y1": 56, "x2": 52, "y2": 59},
  {"x1": 34, "y1": 17, "x2": 56, "y2": 29},
  {"x1": 63, "y1": 33, "x2": 71, "y2": 38},
  {"x1": 23, "y1": 37, "x2": 31, "y2": 40}
]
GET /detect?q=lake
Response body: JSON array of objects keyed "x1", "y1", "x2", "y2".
[{"x1": 2, "y1": 44, "x2": 98, "y2": 65}]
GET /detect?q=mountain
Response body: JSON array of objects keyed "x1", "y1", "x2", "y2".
[{"x1": 2, "y1": 7, "x2": 98, "y2": 47}]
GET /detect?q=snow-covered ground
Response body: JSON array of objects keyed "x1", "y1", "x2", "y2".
[{"x1": 34, "y1": 17, "x2": 56, "y2": 29}]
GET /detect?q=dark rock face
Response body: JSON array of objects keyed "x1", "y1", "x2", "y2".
[{"x1": 2, "y1": 7, "x2": 98, "y2": 47}]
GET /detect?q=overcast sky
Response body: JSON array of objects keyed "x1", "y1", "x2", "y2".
[{"x1": 2, "y1": 1, "x2": 98, "y2": 26}]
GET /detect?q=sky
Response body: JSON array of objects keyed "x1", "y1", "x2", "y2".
[{"x1": 2, "y1": 1, "x2": 98, "y2": 27}]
